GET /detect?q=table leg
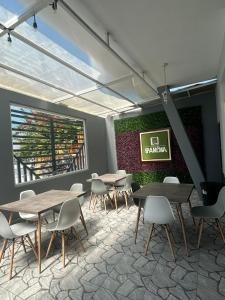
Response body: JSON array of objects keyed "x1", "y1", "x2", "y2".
[
  {"x1": 188, "y1": 199, "x2": 196, "y2": 226},
  {"x1": 134, "y1": 200, "x2": 141, "y2": 244},
  {"x1": 8, "y1": 212, "x2": 13, "y2": 225},
  {"x1": 113, "y1": 189, "x2": 118, "y2": 212},
  {"x1": 80, "y1": 206, "x2": 88, "y2": 235},
  {"x1": 176, "y1": 204, "x2": 189, "y2": 256},
  {"x1": 37, "y1": 213, "x2": 42, "y2": 273}
]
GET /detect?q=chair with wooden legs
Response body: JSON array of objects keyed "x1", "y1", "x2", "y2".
[
  {"x1": 19, "y1": 190, "x2": 50, "y2": 223},
  {"x1": 53, "y1": 183, "x2": 88, "y2": 235},
  {"x1": 115, "y1": 174, "x2": 133, "y2": 209},
  {"x1": 70, "y1": 183, "x2": 88, "y2": 235},
  {"x1": 143, "y1": 196, "x2": 176, "y2": 260},
  {"x1": 191, "y1": 186, "x2": 225, "y2": 248},
  {"x1": 91, "y1": 179, "x2": 112, "y2": 212},
  {"x1": 0, "y1": 212, "x2": 37, "y2": 280},
  {"x1": 45, "y1": 198, "x2": 85, "y2": 268}
]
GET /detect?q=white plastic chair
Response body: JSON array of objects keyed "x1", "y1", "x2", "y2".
[
  {"x1": 19, "y1": 190, "x2": 50, "y2": 222},
  {"x1": 91, "y1": 179, "x2": 112, "y2": 212},
  {"x1": 115, "y1": 174, "x2": 133, "y2": 209},
  {"x1": 70, "y1": 183, "x2": 88, "y2": 235},
  {"x1": 163, "y1": 177, "x2": 180, "y2": 184},
  {"x1": 45, "y1": 198, "x2": 85, "y2": 268},
  {"x1": 191, "y1": 186, "x2": 225, "y2": 248},
  {"x1": 70, "y1": 183, "x2": 85, "y2": 206},
  {"x1": 53, "y1": 184, "x2": 88, "y2": 235},
  {"x1": 144, "y1": 196, "x2": 176, "y2": 260},
  {"x1": 91, "y1": 173, "x2": 98, "y2": 178},
  {"x1": 0, "y1": 212, "x2": 37, "y2": 280},
  {"x1": 116, "y1": 170, "x2": 127, "y2": 175}
]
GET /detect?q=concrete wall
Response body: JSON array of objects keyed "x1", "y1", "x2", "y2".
[
  {"x1": 112, "y1": 89, "x2": 222, "y2": 183},
  {"x1": 0, "y1": 88, "x2": 108, "y2": 205}
]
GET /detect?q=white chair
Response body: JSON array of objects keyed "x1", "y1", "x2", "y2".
[
  {"x1": 116, "y1": 170, "x2": 127, "y2": 175},
  {"x1": 70, "y1": 183, "x2": 85, "y2": 206},
  {"x1": 19, "y1": 190, "x2": 50, "y2": 222},
  {"x1": 115, "y1": 174, "x2": 133, "y2": 209},
  {"x1": 91, "y1": 173, "x2": 98, "y2": 178},
  {"x1": 91, "y1": 179, "x2": 112, "y2": 212},
  {"x1": 53, "y1": 184, "x2": 88, "y2": 235},
  {"x1": 0, "y1": 212, "x2": 37, "y2": 280},
  {"x1": 70, "y1": 183, "x2": 88, "y2": 235},
  {"x1": 45, "y1": 198, "x2": 85, "y2": 268},
  {"x1": 144, "y1": 196, "x2": 176, "y2": 260},
  {"x1": 163, "y1": 177, "x2": 180, "y2": 184},
  {"x1": 191, "y1": 186, "x2": 225, "y2": 248}
]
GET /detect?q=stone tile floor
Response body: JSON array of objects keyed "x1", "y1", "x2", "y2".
[{"x1": 0, "y1": 190, "x2": 225, "y2": 299}]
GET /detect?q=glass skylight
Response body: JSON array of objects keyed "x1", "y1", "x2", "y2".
[{"x1": 0, "y1": 0, "x2": 158, "y2": 117}]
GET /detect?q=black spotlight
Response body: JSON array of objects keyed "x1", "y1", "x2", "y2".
[
  {"x1": 33, "y1": 14, "x2": 38, "y2": 30},
  {"x1": 7, "y1": 31, "x2": 12, "y2": 43}
]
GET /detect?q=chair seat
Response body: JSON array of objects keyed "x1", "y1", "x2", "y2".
[
  {"x1": 191, "y1": 205, "x2": 221, "y2": 218},
  {"x1": 20, "y1": 210, "x2": 51, "y2": 222},
  {"x1": 11, "y1": 222, "x2": 36, "y2": 237},
  {"x1": 45, "y1": 221, "x2": 58, "y2": 231}
]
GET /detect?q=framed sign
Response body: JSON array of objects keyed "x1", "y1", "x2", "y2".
[{"x1": 140, "y1": 129, "x2": 171, "y2": 161}]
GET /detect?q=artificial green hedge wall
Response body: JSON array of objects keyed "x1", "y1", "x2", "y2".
[{"x1": 114, "y1": 106, "x2": 201, "y2": 134}]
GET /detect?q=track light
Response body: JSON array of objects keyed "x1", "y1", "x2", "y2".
[
  {"x1": 33, "y1": 14, "x2": 37, "y2": 30},
  {"x1": 50, "y1": 0, "x2": 58, "y2": 11},
  {"x1": 7, "y1": 31, "x2": 12, "y2": 43}
]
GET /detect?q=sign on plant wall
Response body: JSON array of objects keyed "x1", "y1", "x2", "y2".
[{"x1": 140, "y1": 129, "x2": 171, "y2": 161}]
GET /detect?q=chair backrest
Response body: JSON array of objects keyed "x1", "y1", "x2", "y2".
[
  {"x1": 91, "y1": 179, "x2": 107, "y2": 194},
  {"x1": 70, "y1": 183, "x2": 85, "y2": 206},
  {"x1": 116, "y1": 170, "x2": 127, "y2": 175},
  {"x1": 19, "y1": 190, "x2": 36, "y2": 218},
  {"x1": 163, "y1": 177, "x2": 180, "y2": 184},
  {"x1": 91, "y1": 173, "x2": 98, "y2": 178},
  {"x1": 144, "y1": 196, "x2": 175, "y2": 224},
  {"x1": 212, "y1": 186, "x2": 225, "y2": 217},
  {"x1": 20, "y1": 190, "x2": 36, "y2": 199},
  {"x1": 125, "y1": 174, "x2": 132, "y2": 188},
  {"x1": 0, "y1": 212, "x2": 14, "y2": 239},
  {"x1": 55, "y1": 198, "x2": 80, "y2": 230}
]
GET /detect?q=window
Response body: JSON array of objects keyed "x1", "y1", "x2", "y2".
[{"x1": 11, "y1": 104, "x2": 87, "y2": 184}]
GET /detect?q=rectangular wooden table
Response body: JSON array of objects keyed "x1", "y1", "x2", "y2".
[
  {"x1": 87, "y1": 173, "x2": 127, "y2": 184},
  {"x1": 0, "y1": 189, "x2": 86, "y2": 273},
  {"x1": 132, "y1": 182, "x2": 194, "y2": 256},
  {"x1": 87, "y1": 173, "x2": 127, "y2": 211}
]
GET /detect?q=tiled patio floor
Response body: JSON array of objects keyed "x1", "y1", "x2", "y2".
[{"x1": 0, "y1": 190, "x2": 225, "y2": 300}]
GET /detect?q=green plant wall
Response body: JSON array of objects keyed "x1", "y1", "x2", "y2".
[{"x1": 114, "y1": 106, "x2": 204, "y2": 185}]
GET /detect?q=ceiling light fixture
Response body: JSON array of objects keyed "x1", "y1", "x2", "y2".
[
  {"x1": 50, "y1": 0, "x2": 58, "y2": 11},
  {"x1": 7, "y1": 31, "x2": 12, "y2": 43},
  {"x1": 32, "y1": 14, "x2": 38, "y2": 30}
]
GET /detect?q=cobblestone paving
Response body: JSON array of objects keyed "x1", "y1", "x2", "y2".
[{"x1": 0, "y1": 190, "x2": 225, "y2": 299}]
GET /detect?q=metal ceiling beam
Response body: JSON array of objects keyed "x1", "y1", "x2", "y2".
[
  {"x1": 11, "y1": 31, "x2": 135, "y2": 106},
  {"x1": 59, "y1": 0, "x2": 158, "y2": 95},
  {"x1": 0, "y1": 63, "x2": 120, "y2": 114},
  {"x1": 0, "y1": 0, "x2": 50, "y2": 37}
]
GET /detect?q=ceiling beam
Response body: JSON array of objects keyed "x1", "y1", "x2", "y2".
[
  {"x1": 0, "y1": 63, "x2": 120, "y2": 114},
  {"x1": 0, "y1": 0, "x2": 51, "y2": 37}
]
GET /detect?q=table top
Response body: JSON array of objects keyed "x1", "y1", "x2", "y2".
[
  {"x1": 132, "y1": 182, "x2": 194, "y2": 204},
  {"x1": 0, "y1": 189, "x2": 86, "y2": 214},
  {"x1": 87, "y1": 173, "x2": 127, "y2": 184}
]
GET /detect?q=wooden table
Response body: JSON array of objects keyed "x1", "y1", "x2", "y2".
[
  {"x1": 0, "y1": 189, "x2": 86, "y2": 273},
  {"x1": 87, "y1": 173, "x2": 127, "y2": 211},
  {"x1": 132, "y1": 182, "x2": 194, "y2": 256},
  {"x1": 87, "y1": 173, "x2": 127, "y2": 184}
]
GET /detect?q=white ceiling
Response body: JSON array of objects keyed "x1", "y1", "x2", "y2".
[{"x1": 78, "y1": 0, "x2": 225, "y2": 87}]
